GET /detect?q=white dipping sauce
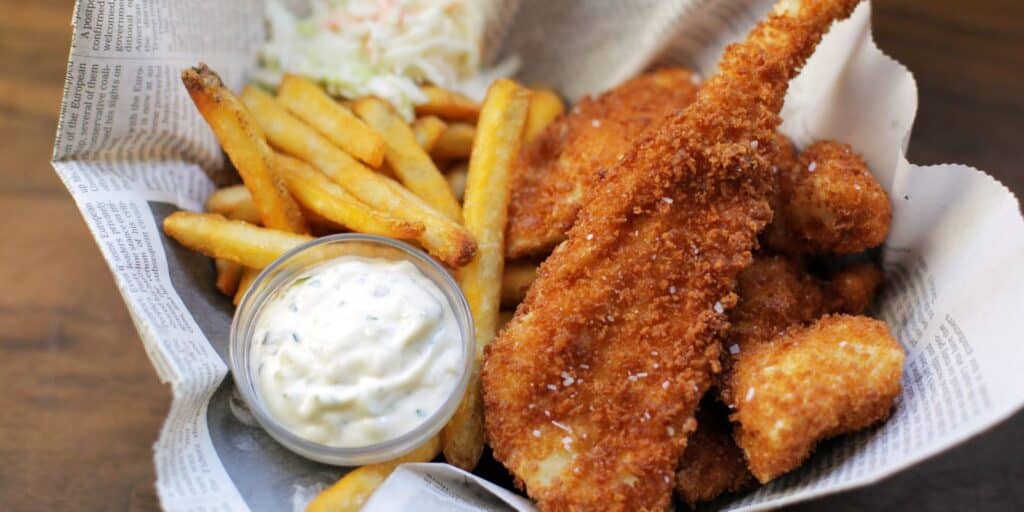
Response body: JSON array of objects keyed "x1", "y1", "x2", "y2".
[{"x1": 250, "y1": 256, "x2": 462, "y2": 447}]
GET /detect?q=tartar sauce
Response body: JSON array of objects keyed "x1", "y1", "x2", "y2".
[{"x1": 250, "y1": 256, "x2": 462, "y2": 447}]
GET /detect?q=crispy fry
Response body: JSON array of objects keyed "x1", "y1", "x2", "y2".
[
  {"x1": 415, "y1": 85, "x2": 480, "y2": 121},
  {"x1": 240, "y1": 86, "x2": 476, "y2": 267},
  {"x1": 430, "y1": 123, "x2": 475, "y2": 161},
  {"x1": 523, "y1": 88, "x2": 565, "y2": 143},
  {"x1": 163, "y1": 211, "x2": 312, "y2": 269},
  {"x1": 205, "y1": 184, "x2": 262, "y2": 224},
  {"x1": 353, "y1": 97, "x2": 463, "y2": 221},
  {"x1": 306, "y1": 436, "x2": 441, "y2": 512},
  {"x1": 441, "y1": 79, "x2": 530, "y2": 470},
  {"x1": 181, "y1": 65, "x2": 308, "y2": 234},
  {"x1": 412, "y1": 116, "x2": 447, "y2": 152},
  {"x1": 276, "y1": 74, "x2": 386, "y2": 167},
  {"x1": 214, "y1": 258, "x2": 243, "y2": 296},
  {"x1": 234, "y1": 267, "x2": 260, "y2": 306},
  {"x1": 275, "y1": 153, "x2": 425, "y2": 240},
  {"x1": 446, "y1": 162, "x2": 468, "y2": 201},
  {"x1": 500, "y1": 262, "x2": 538, "y2": 308}
]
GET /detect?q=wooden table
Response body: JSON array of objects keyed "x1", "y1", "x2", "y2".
[{"x1": 1, "y1": 0, "x2": 1020, "y2": 510}]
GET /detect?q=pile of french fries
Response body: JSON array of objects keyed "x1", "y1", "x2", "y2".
[{"x1": 165, "y1": 63, "x2": 563, "y2": 511}]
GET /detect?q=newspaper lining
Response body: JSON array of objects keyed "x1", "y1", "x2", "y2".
[{"x1": 52, "y1": 1, "x2": 1024, "y2": 511}]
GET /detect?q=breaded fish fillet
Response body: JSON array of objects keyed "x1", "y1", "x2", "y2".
[
  {"x1": 505, "y1": 68, "x2": 700, "y2": 259},
  {"x1": 482, "y1": 2, "x2": 860, "y2": 509},
  {"x1": 729, "y1": 314, "x2": 904, "y2": 482}
]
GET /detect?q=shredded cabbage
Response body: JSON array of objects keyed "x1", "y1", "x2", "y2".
[{"x1": 254, "y1": 0, "x2": 503, "y2": 120}]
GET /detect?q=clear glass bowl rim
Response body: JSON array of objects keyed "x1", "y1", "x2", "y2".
[{"x1": 228, "y1": 233, "x2": 475, "y2": 466}]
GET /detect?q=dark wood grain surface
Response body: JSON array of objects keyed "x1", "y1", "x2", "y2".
[{"x1": 1, "y1": 0, "x2": 1021, "y2": 510}]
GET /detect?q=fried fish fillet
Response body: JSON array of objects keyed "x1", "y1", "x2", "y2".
[
  {"x1": 482, "y1": 2, "x2": 860, "y2": 509},
  {"x1": 729, "y1": 314, "x2": 904, "y2": 482},
  {"x1": 505, "y1": 68, "x2": 700, "y2": 259}
]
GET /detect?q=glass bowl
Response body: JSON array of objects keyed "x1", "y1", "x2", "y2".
[{"x1": 229, "y1": 234, "x2": 474, "y2": 466}]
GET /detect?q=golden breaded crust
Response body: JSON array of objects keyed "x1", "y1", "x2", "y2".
[
  {"x1": 768, "y1": 140, "x2": 892, "y2": 254},
  {"x1": 728, "y1": 256, "x2": 825, "y2": 350},
  {"x1": 676, "y1": 402, "x2": 755, "y2": 508},
  {"x1": 677, "y1": 256, "x2": 823, "y2": 505},
  {"x1": 483, "y1": 2, "x2": 861, "y2": 509},
  {"x1": 505, "y1": 68, "x2": 700, "y2": 259},
  {"x1": 825, "y1": 262, "x2": 884, "y2": 314},
  {"x1": 729, "y1": 314, "x2": 905, "y2": 482}
]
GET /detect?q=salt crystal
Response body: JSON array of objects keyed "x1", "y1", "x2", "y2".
[
  {"x1": 662, "y1": 380, "x2": 670, "y2": 389},
  {"x1": 592, "y1": 119, "x2": 602, "y2": 128},
  {"x1": 667, "y1": 426, "x2": 676, "y2": 436},
  {"x1": 750, "y1": 140, "x2": 759, "y2": 149},
  {"x1": 746, "y1": 387, "x2": 756, "y2": 401},
  {"x1": 729, "y1": 344, "x2": 740, "y2": 355},
  {"x1": 714, "y1": 301, "x2": 725, "y2": 314},
  {"x1": 586, "y1": 233, "x2": 594, "y2": 240},
  {"x1": 580, "y1": 364, "x2": 590, "y2": 369},
  {"x1": 662, "y1": 197, "x2": 674, "y2": 204},
  {"x1": 547, "y1": 384, "x2": 558, "y2": 391},
  {"x1": 669, "y1": 286, "x2": 677, "y2": 295},
  {"x1": 562, "y1": 436, "x2": 573, "y2": 449},
  {"x1": 532, "y1": 430, "x2": 541, "y2": 437},
  {"x1": 808, "y1": 161, "x2": 817, "y2": 172},
  {"x1": 839, "y1": 340, "x2": 848, "y2": 348},
  {"x1": 552, "y1": 420, "x2": 572, "y2": 433}
]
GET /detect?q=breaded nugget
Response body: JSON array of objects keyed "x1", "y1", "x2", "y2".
[
  {"x1": 766, "y1": 140, "x2": 892, "y2": 254},
  {"x1": 825, "y1": 262, "x2": 884, "y2": 314},
  {"x1": 727, "y1": 256, "x2": 825, "y2": 353},
  {"x1": 505, "y1": 68, "x2": 700, "y2": 259},
  {"x1": 676, "y1": 401, "x2": 755, "y2": 508},
  {"x1": 729, "y1": 314, "x2": 905, "y2": 482},
  {"x1": 483, "y1": 2, "x2": 861, "y2": 509}
]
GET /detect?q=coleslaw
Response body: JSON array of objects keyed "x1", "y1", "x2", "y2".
[{"x1": 254, "y1": 0, "x2": 513, "y2": 120}]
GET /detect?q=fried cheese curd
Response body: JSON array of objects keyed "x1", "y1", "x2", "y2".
[
  {"x1": 765, "y1": 140, "x2": 892, "y2": 254},
  {"x1": 729, "y1": 314, "x2": 905, "y2": 482}
]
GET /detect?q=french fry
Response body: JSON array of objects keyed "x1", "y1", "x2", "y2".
[
  {"x1": 276, "y1": 74, "x2": 386, "y2": 168},
  {"x1": 411, "y1": 116, "x2": 446, "y2": 152},
  {"x1": 240, "y1": 86, "x2": 477, "y2": 267},
  {"x1": 306, "y1": 436, "x2": 441, "y2": 512},
  {"x1": 441, "y1": 79, "x2": 530, "y2": 470},
  {"x1": 181, "y1": 65, "x2": 308, "y2": 234},
  {"x1": 275, "y1": 153, "x2": 425, "y2": 240},
  {"x1": 215, "y1": 258, "x2": 243, "y2": 296},
  {"x1": 352, "y1": 98, "x2": 463, "y2": 221},
  {"x1": 430, "y1": 123, "x2": 475, "y2": 161},
  {"x1": 163, "y1": 211, "x2": 312, "y2": 269},
  {"x1": 205, "y1": 184, "x2": 262, "y2": 224},
  {"x1": 415, "y1": 85, "x2": 480, "y2": 122},
  {"x1": 234, "y1": 267, "x2": 260, "y2": 306},
  {"x1": 445, "y1": 162, "x2": 468, "y2": 202},
  {"x1": 523, "y1": 88, "x2": 565, "y2": 143},
  {"x1": 500, "y1": 262, "x2": 538, "y2": 308}
]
